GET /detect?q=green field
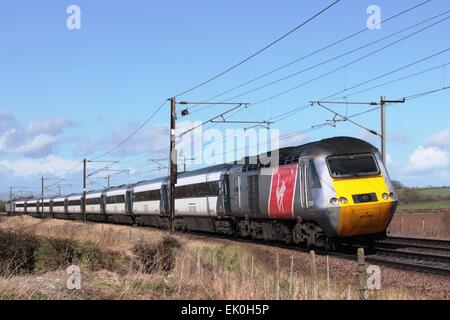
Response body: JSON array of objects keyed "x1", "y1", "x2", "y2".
[
  {"x1": 397, "y1": 200, "x2": 450, "y2": 212},
  {"x1": 415, "y1": 187, "x2": 450, "y2": 198},
  {"x1": 396, "y1": 186, "x2": 450, "y2": 212}
]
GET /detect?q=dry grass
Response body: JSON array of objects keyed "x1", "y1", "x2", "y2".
[{"x1": 0, "y1": 216, "x2": 448, "y2": 300}]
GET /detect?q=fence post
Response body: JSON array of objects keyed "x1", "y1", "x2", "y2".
[
  {"x1": 251, "y1": 255, "x2": 254, "y2": 279},
  {"x1": 289, "y1": 255, "x2": 294, "y2": 296},
  {"x1": 197, "y1": 249, "x2": 201, "y2": 282},
  {"x1": 326, "y1": 255, "x2": 330, "y2": 298},
  {"x1": 275, "y1": 253, "x2": 280, "y2": 300},
  {"x1": 357, "y1": 248, "x2": 367, "y2": 300},
  {"x1": 310, "y1": 250, "x2": 317, "y2": 299},
  {"x1": 401, "y1": 217, "x2": 404, "y2": 235}
]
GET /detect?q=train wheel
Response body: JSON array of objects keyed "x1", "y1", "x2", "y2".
[{"x1": 324, "y1": 240, "x2": 335, "y2": 252}]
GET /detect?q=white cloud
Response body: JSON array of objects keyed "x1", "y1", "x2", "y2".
[
  {"x1": 426, "y1": 129, "x2": 450, "y2": 149},
  {"x1": 406, "y1": 146, "x2": 449, "y2": 172},
  {"x1": 14, "y1": 134, "x2": 60, "y2": 157},
  {"x1": 25, "y1": 118, "x2": 75, "y2": 135},
  {"x1": 0, "y1": 129, "x2": 16, "y2": 152},
  {"x1": 0, "y1": 110, "x2": 73, "y2": 158},
  {"x1": 0, "y1": 109, "x2": 16, "y2": 133},
  {"x1": 111, "y1": 123, "x2": 169, "y2": 155},
  {"x1": 386, "y1": 153, "x2": 396, "y2": 167},
  {"x1": 0, "y1": 155, "x2": 80, "y2": 177}
]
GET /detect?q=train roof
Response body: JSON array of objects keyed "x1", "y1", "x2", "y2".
[
  {"x1": 233, "y1": 136, "x2": 377, "y2": 170},
  {"x1": 86, "y1": 189, "x2": 104, "y2": 195},
  {"x1": 131, "y1": 176, "x2": 166, "y2": 188},
  {"x1": 178, "y1": 163, "x2": 230, "y2": 178},
  {"x1": 34, "y1": 137, "x2": 376, "y2": 198},
  {"x1": 281, "y1": 136, "x2": 378, "y2": 164},
  {"x1": 104, "y1": 184, "x2": 128, "y2": 191}
]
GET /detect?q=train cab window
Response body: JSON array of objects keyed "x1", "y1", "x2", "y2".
[
  {"x1": 327, "y1": 154, "x2": 380, "y2": 178},
  {"x1": 308, "y1": 160, "x2": 322, "y2": 189}
]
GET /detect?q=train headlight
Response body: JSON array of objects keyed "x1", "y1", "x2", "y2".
[
  {"x1": 330, "y1": 198, "x2": 339, "y2": 205},
  {"x1": 382, "y1": 193, "x2": 389, "y2": 200},
  {"x1": 339, "y1": 197, "x2": 348, "y2": 204},
  {"x1": 389, "y1": 192, "x2": 395, "y2": 199}
]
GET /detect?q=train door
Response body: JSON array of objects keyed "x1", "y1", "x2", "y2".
[
  {"x1": 206, "y1": 172, "x2": 221, "y2": 215},
  {"x1": 300, "y1": 159, "x2": 309, "y2": 209},
  {"x1": 101, "y1": 194, "x2": 106, "y2": 214},
  {"x1": 223, "y1": 173, "x2": 231, "y2": 215},
  {"x1": 126, "y1": 190, "x2": 133, "y2": 217},
  {"x1": 232, "y1": 174, "x2": 242, "y2": 212},
  {"x1": 300, "y1": 158, "x2": 315, "y2": 210},
  {"x1": 228, "y1": 169, "x2": 249, "y2": 217}
]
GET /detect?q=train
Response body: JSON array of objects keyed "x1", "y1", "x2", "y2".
[{"x1": 6, "y1": 136, "x2": 398, "y2": 250}]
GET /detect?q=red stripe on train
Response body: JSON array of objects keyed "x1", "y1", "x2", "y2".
[{"x1": 268, "y1": 164, "x2": 298, "y2": 219}]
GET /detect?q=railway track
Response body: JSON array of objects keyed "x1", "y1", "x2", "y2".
[
  {"x1": 382, "y1": 236, "x2": 450, "y2": 251},
  {"x1": 361, "y1": 236, "x2": 450, "y2": 276}
]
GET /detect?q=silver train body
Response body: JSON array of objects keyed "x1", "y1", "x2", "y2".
[{"x1": 7, "y1": 137, "x2": 398, "y2": 248}]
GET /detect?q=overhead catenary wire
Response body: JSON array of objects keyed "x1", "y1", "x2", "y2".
[
  {"x1": 109, "y1": 85, "x2": 448, "y2": 187},
  {"x1": 156, "y1": 47, "x2": 450, "y2": 167},
  {"x1": 90, "y1": 99, "x2": 168, "y2": 161},
  {"x1": 187, "y1": 15, "x2": 450, "y2": 125},
  {"x1": 185, "y1": 0, "x2": 435, "y2": 114},
  {"x1": 148, "y1": 44, "x2": 450, "y2": 167},
  {"x1": 111, "y1": 4, "x2": 445, "y2": 166},
  {"x1": 404, "y1": 85, "x2": 450, "y2": 100},
  {"x1": 336, "y1": 62, "x2": 450, "y2": 99},
  {"x1": 193, "y1": 83, "x2": 450, "y2": 165},
  {"x1": 251, "y1": 25, "x2": 450, "y2": 107},
  {"x1": 252, "y1": 47, "x2": 450, "y2": 126},
  {"x1": 40, "y1": 99, "x2": 168, "y2": 190},
  {"x1": 173, "y1": 0, "x2": 341, "y2": 98}
]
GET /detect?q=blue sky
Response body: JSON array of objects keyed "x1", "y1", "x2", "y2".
[{"x1": 1, "y1": 0, "x2": 449, "y2": 198}]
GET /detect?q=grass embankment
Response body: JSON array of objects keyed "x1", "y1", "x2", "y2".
[{"x1": 1, "y1": 216, "x2": 448, "y2": 300}]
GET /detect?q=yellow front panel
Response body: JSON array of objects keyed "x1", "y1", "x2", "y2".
[{"x1": 332, "y1": 176, "x2": 394, "y2": 237}]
